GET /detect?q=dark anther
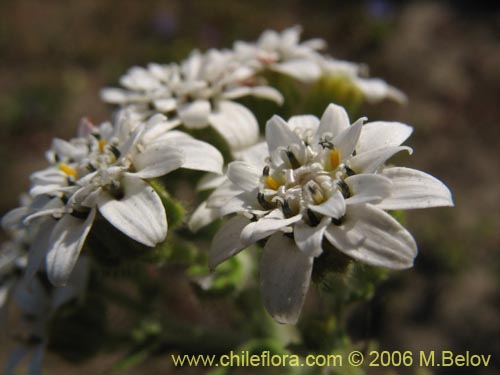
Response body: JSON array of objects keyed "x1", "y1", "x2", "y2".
[
  {"x1": 263, "y1": 165, "x2": 270, "y2": 176},
  {"x1": 319, "y1": 139, "x2": 334, "y2": 149},
  {"x1": 110, "y1": 186, "x2": 125, "y2": 200},
  {"x1": 285, "y1": 150, "x2": 301, "y2": 169},
  {"x1": 71, "y1": 209, "x2": 90, "y2": 220},
  {"x1": 337, "y1": 180, "x2": 351, "y2": 199},
  {"x1": 280, "y1": 199, "x2": 293, "y2": 218},
  {"x1": 331, "y1": 216, "x2": 345, "y2": 226},
  {"x1": 284, "y1": 231, "x2": 294, "y2": 239},
  {"x1": 307, "y1": 209, "x2": 320, "y2": 227},
  {"x1": 92, "y1": 133, "x2": 101, "y2": 140},
  {"x1": 257, "y1": 192, "x2": 273, "y2": 210},
  {"x1": 110, "y1": 145, "x2": 121, "y2": 159},
  {"x1": 352, "y1": 149, "x2": 357, "y2": 156},
  {"x1": 308, "y1": 185, "x2": 317, "y2": 195},
  {"x1": 345, "y1": 166, "x2": 356, "y2": 176},
  {"x1": 87, "y1": 162, "x2": 97, "y2": 172},
  {"x1": 54, "y1": 153, "x2": 61, "y2": 162}
]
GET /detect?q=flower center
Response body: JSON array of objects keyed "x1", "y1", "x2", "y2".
[{"x1": 258, "y1": 139, "x2": 354, "y2": 222}]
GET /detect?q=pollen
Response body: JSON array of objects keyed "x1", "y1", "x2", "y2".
[
  {"x1": 58, "y1": 163, "x2": 77, "y2": 179},
  {"x1": 329, "y1": 149, "x2": 341, "y2": 170},
  {"x1": 264, "y1": 176, "x2": 280, "y2": 190},
  {"x1": 98, "y1": 139, "x2": 106, "y2": 153}
]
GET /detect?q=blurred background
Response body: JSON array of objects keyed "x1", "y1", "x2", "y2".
[{"x1": 0, "y1": 0, "x2": 499, "y2": 374}]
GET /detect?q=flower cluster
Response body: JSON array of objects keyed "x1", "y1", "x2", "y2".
[
  {"x1": 1, "y1": 25, "x2": 453, "y2": 374},
  {"x1": 2, "y1": 111, "x2": 223, "y2": 286},
  {"x1": 195, "y1": 104, "x2": 453, "y2": 323},
  {"x1": 101, "y1": 26, "x2": 405, "y2": 155}
]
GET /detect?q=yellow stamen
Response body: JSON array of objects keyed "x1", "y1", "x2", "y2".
[
  {"x1": 98, "y1": 139, "x2": 106, "y2": 153},
  {"x1": 58, "y1": 163, "x2": 77, "y2": 179},
  {"x1": 264, "y1": 176, "x2": 279, "y2": 190},
  {"x1": 329, "y1": 149, "x2": 341, "y2": 170}
]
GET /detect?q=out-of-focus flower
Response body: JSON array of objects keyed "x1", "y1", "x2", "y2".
[
  {"x1": 233, "y1": 25, "x2": 326, "y2": 82},
  {"x1": 204, "y1": 103, "x2": 453, "y2": 324},
  {"x1": 2, "y1": 111, "x2": 223, "y2": 286},
  {"x1": 319, "y1": 57, "x2": 407, "y2": 104},
  {"x1": 101, "y1": 50, "x2": 283, "y2": 152}
]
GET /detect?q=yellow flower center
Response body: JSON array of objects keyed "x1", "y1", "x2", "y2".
[
  {"x1": 264, "y1": 175, "x2": 280, "y2": 190},
  {"x1": 58, "y1": 163, "x2": 77, "y2": 179}
]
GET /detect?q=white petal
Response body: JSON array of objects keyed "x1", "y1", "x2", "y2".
[
  {"x1": 188, "y1": 201, "x2": 220, "y2": 233},
  {"x1": 344, "y1": 174, "x2": 392, "y2": 205},
  {"x1": 333, "y1": 117, "x2": 366, "y2": 162},
  {"x1": 221, "y1": 86, "x2": 284, "y2": 105},
  {"x1": 158, "y1": 131, "x2": 223, "y2": 174},
  {"x1": 51, "y1": 258, "x2": 89, "y2": 310},
  {"x1": 25, "y1": 218, "x2": 56, "y2": 283},
  {"x1": 196, "y1": 173, "x2": 228, "y2": 191},
  {"x1": 51, "y1": 138, "x2": 83, "y2": 160},
  {"x1": 23, "y1": 198, "x2": 66, "y2": 225},
  {"x1": 240, "y1": 212, "x2": 302, "y2": 245},
  {"x1": 100, "y1": 88, "x2": 130, "y2": 104},
  {"x1": 232, "y1": 141, "x2": 268, "y2": 167},
  {"x1": 265, "y1": 115, "x2": 302, "y2": 156},
  {"x1": 131, "y1": 142, "x2": 185, "y2": 179},
  {"x1": 260, "y1": 232, "x2": 313, "y2": 324},
  {"x1": 206, "y1": 181, "x2": 244, "y2": 208},
  {"x1": 349, "y1": 146, "x2": 413, "y2": 174},
  {"x1": 117, "y1": 123, "x2": 145, "y2": 161},
  {"x1": 209, "y1": 215, "x2": 251, "y2": 270},
  {"x1": 303, "y1": 38, "x2": 327, "y2": 50},
  {"x1": 46, "y1": 209, "x2": 96, "y2": 286},
  {"x1": 249, "y1": 86, "x2": 284, "y2": 105},
  {"x1": 2, "y1": 207, "x2": 28, "y2": 230},
  {"x1": 376, "y1": 167, "x2": 454, "y2": 210},
  {"x1": 354, "y1": 77, "x2": 407, "y2": 104},
  {"x1": 325, "y1": 204, "x2": 417, "y2": 269},
  {"x1": 217, "y1": 190, "x2": 262, "y2": 217},
  {"x1": 209, "y1": 101, "x2": 259, "y2": 151},
  {"x1": 356, "y1": 121, "x2": 413, "y2": 154},
  {"x1": 178, "y1": 100, "x2": 211, "y2": 129},
  {"x1": 272, "y1": 59, "x2": 321, "y2": 82},
  {"x1": 226, "y1": 161, "x2": 261, "y2": 192},
  {"x1": 120, "y1": 67, "x2": 157, "y2": 90},
  {"x1": 294, "y1": 217, "x2": 329, "y2": 257},
  {"x1": 288, "y1": 115, "x2": 320, "y2": 135},
  {"x1": 97, "y1": 175, "x2": 167, "y2": 247},
  {"x1": 153, "y1": 98, "x2": 177, "y2": 112},
  {"x1": 281, "y1": 25, "x2": 302, "y2": 46},
  {"x1": 317, "y1": 103, "x2": 350, "y2": 138},
  {"x1": 308, "y1": 190, "x2": 346, "y2": 219}
]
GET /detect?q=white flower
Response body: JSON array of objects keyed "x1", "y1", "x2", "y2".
[
  {"x1": 5, "y1": 111, "x2": 224, "y2": 286},
  {"x1": 101, "y1": 49, "x2": 283, "y2": 153},
  {"x1": 206, "y1": 103, "x2": 453, "y2": 324},
  {"x1": 319, "y1": 56, "x2": 407, "y2": 104},
  {"x1": 233, "y1": 25, "x2": 326, "y2": 82}
]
